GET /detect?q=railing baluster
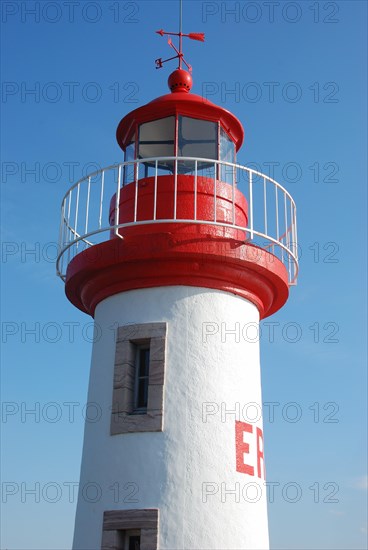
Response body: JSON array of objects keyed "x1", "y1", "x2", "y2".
[
  {"x1": 283, "y1": 191, "x2": 288, "y2": 272},
  {"x1": 67, "y1": 189, "x2": 72, "y2": 246},
  {"x1": 58, "y1": 199, "x2": 65, "y2": 276},
  {"x1": 61, "y1": 207, "x2": 65, "y2": 260},
  {"x1": 62, "y1": 196, "x2": 67, "y2": 250},
  {"x1": 263, "y1": 177, "x2": 268, "y2": 236},
  {"x1": 194, "y1": 160, "x2": 198, "y2": 220},
  {"x1": 134, "y1": 162, "x2": 138, "y2": 223},
  {"x1": 116, "y1": 165, "x2": 122, "y2": 234},
  {"x1": 154, "y1": 160, "x2": 158, "y2": 220},
  {"x1": 174, "y1": 158, "x2": 178, "y2": 220},
  {"x1": 283, "y1": 193, "x2": 288, "y2": 246},
  {"x1": 67, "y1": 191, "x2": 72, "y2": 263},
  {"x1": 85, "y1": 176, "x2": 91, "y2": 240},
  {"x1": 74, "y1": 183, "x2": 80, "y2": 250},
  {"x1": 291, "y1": 201, "x2": 296, "y2": 265},
  {"x1": 275, "y1": 183, "x2": 279, "y2": 243},
  {"x1": 232, "y1": 166, "x2": 236, "y2": 226},
  {"x1": 293, "y1": 204, "x2": 298, "y2": 261},
  {"x1": 289, "y1": 200, "x2": 292, "y2": 256},
  {"x1": 249, "y1": 171, "x2": 254, "y2": 239},
  {"x1": 98, "y1": 169, "x2": 105, "y2": 229},
  {"x1": 134, "y1": 159, "x2": 138, "y2": 188},
  {"x1": 291, "y1": 203, "x2": 296, "y2": 282},
  {"x1": 214, "y1": 162, "x2": 217, "y2": 223},
  {"x1": 63, "y1": 195, "x2": 69, "y2": 272},
  {"x1": 63, "y1": 193, "x2": 70, "y2": 271}
]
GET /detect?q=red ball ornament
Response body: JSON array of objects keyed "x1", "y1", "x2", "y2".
[{"x1": 168, "y1": 69, "x2": 193, "y2": 93}]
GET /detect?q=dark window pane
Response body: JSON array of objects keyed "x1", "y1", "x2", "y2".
[
  {"x1": 139, "y1": 349, "x2": 150, "y2": 377},
  {"x1": 134, "y1": 346, "x2": 150, "y2": 411},
  {"x1": 178, "y1": 117, "x2": 218, "y2": 161},
  {"x1": 124, "y1": 138, "x2": 135, "y2": 162},
  {"x1": 128, "y1": 535, "x2": 140, "y2": 550},
  {"x1": 137, "y1": 382, "x2": 147, "y2": 409},
  {"x1": 138, "y1": 117, "x2": 175, "y2": 160},
  {"x1": 220, "y1": 127, "x2": 235, "y2": 163},
  {"x1": 220, "y1": 127, "x2": 235, "y2": 184},
  {"x1": 124, "y1": 137, "x2": 135, "y2": 185}
]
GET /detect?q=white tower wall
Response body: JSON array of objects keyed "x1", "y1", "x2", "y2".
[{"x1": 73, "y1": 285, "x2": 269, "y2": 550}]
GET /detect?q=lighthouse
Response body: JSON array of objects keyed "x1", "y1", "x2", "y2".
[{"x1": 57, "y1": 27, "x2": 298, "y2": 550}]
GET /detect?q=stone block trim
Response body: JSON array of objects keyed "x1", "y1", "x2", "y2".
[
  {"x1": 111, "y1": 323, "x2": 167, "y2": 434},
  {"x1": 101, "y1": 509, "x2": 158, "y2": 550}
]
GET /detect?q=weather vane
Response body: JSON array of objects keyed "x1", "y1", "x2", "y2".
[{"x1": 155, "y1": 0, "x2": 204, "y2": 73}]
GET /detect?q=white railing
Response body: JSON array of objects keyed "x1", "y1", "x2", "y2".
[{"x1": 56, "y1": 157, "x2": 298, "y2": 285}]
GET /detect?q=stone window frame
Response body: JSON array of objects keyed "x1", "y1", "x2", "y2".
[
  {"x1": 111, "y1": 323, "x2": 167, "y2": 435},
  {"x1": 101, "y1": 509, "x2": 159, "y2": 550}
]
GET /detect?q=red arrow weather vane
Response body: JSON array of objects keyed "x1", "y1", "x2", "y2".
[{"x1": 155, "y1": 29, "x2": 205, "y2": 73}]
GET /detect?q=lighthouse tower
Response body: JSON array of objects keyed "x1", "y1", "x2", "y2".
[{"x1": 57, "y1": 28, "x2": 298, "y2": 550}]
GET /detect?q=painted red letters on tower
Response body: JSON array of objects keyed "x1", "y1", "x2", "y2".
[{"x1": 235, "y1": 420, "x2": 265, "y2": 479}]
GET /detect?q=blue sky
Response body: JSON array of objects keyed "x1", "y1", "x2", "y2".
[{"x1": 1, "y1": 1, "x2": 367, "y2": 549}]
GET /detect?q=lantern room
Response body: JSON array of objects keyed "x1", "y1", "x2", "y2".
[{"x1": 116, "y1": 68, "x2": 244, "y2": 184}]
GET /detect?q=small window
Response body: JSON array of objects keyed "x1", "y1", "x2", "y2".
[
  {"x1": 101, "y1": 510, "x2": 158, "y2": 550},
  {"x1": 111, "y1": 323, "x2": 167, "y2": 435},
  {"x1": 134, "y1": 345, "x2": 150, "y2": 413}
]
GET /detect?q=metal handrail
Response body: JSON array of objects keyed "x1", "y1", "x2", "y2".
[{"x1": 56, "y1": 156, "x2": 298, "y2": 285}]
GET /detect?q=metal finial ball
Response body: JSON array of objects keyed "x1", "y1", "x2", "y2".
[{"x1": 168, "y1": 69, "x2": 193, "y2": 93}]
